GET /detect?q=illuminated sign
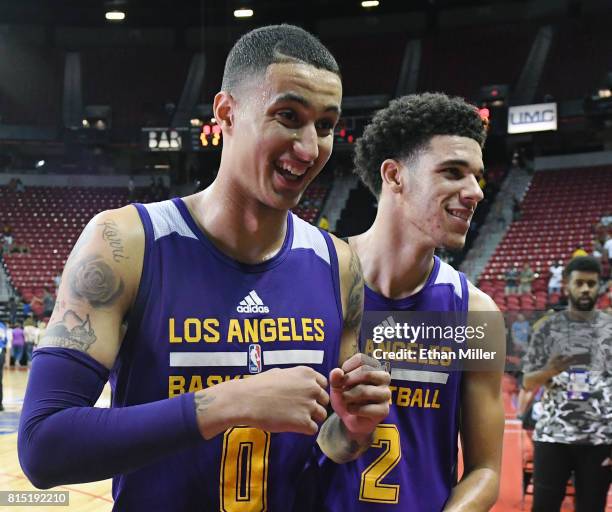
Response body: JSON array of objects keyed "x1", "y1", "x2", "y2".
[
  {"x1": 507, "y1": 103, "x2": 557, "y2": 134},
  {"x1": 143, "y1": 128, "x2": 184, "y2": 152}
]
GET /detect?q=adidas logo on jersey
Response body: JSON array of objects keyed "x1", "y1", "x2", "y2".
[{"x1": 236, "y1": 290, "x2": 270, "y2": 314}]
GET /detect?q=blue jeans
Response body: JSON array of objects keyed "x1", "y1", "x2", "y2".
[{"x1": 11, "y1": 345, "x2": 24, "y2": 366}]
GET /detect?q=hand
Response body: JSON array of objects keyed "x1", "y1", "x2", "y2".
[
  {"x1": 329, "y1": 353, "x2": 391, "y2": 436},
  {"x1": 208, "y1": 366, "x2": 330, "y2": 436},
  {"x1": 543, "y1": 354, "x2": 574, "y2": 377}
]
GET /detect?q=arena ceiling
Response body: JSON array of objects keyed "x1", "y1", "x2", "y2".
[{"x1": 0, "y1": 0, "x2": 534, "y2": 28}]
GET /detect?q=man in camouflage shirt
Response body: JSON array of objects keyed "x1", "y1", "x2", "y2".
[{"x1": 522, "y1": 256, "x2": 611, "y2": 511}]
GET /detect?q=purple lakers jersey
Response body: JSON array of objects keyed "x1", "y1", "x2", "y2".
[
  {"x1": 109, "y1": 198, "x2": 343, "y2": 511},
  {"x1": 319, "y1": 256, "x2": 468, "y2": 512}
]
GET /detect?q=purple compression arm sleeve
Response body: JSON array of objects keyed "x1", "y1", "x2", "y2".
[{"x1": 18, "y1": 348, "x2": 201, "y2": 489}]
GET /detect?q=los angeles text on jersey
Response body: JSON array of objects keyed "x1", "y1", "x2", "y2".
[
  {"x1": 168, "y1": 317, "x2": 325, "y2": 343},
  {"x1": 167, "y1": 316, "x2": 326, "y2": 398}
]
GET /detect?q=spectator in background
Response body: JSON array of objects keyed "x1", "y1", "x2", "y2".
[
  {"x1": 41, "y1": 288, "x2": 55, "y2": 318},
  {"x1": 511, "y1": 313, "x2": 531, "y2": 355},
  {"x1": 318, "y1": 215, "x2": 329, "y2": 231},
  {"x1": 23, "y1": 315, "x2": 37, "y2": 366},
  {"x1": 10, "y1": 322, "x2": 25, "y2": 367},
  {"x1": 53, "y1": 272, "x2": 62, "y2": 290},
  {"x1": 520, "y1": 262, "x2": 535, "y2": 294},
  {"x1": 0, "y1": 318, "x2": 7, "y2": 411},
  {"x1": 7, "y1": 297, "x2": 17, "y2": 324},
  {"x1": 127, "y1": 176, "x2": 135, "y2": 202},
  {"x1": 572, "y1": 244, "x2": 588, "y2": 258},
  {"x1": 604, "y1": 235, "x2": 612, "y2": 265},
  {"x1": 22, "y1": 299, "x2": 32, "y2": 318},
  {"x1": 15, "y1": 178, "x2": 25, "y2": 193},
  {"x1": 521, "y1": 256, "x2": 611, "y2": 512},
  {"x1": 505, "y1": 263, "x2": 520, "y2": 295},
  {"x1": 512, "y1": 195, "x2": 521, "y2": 221},
  {"x1": 548, "y1": 260, "x2": 564, "y2": 295}
]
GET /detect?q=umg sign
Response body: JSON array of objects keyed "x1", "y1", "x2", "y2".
[{"x1": 507, "y1": 103, "x2": 557, "y2": 134}]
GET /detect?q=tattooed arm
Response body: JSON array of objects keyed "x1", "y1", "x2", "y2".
[
  {"x1": 317, "y1": 237, "x2": 391, "y2": 463},
  {"x1": 37, "y1": 207, "x2": 142, "y2": 368}
]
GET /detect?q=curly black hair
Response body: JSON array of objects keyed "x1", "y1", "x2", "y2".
[{"x1": 354, "y1": 92, "x2": 487, "y2": 197}]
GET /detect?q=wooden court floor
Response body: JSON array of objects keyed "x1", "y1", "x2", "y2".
[{"x1": 1, "y1": 367, "x2": 610, "y2": 511}]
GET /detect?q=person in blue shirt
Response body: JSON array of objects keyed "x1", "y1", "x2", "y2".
[{"x1": 0, "y1": 319, "x2": 8, "y2": 411}]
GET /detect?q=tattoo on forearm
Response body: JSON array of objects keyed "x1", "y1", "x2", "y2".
[
  {"x1": 195, "y1": 394, "x2": 216, "y2": 416},
  {"x1": 98, "y1": 220, "x2": 129, "y2": 263},
  {"x1": 38, "y1": 310, "x2": 97, "y2": 352},
  {"x1": 345, "y1": 249, "x2": 364, "y2": 333},
  {"x1": 69, "y1": 255, "x2": 124, "y2": 307},
  {"x1": 317, "y1": 414, "x2": 371, "y2": 464}
]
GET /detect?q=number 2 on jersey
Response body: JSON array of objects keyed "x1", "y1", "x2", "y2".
[
  {"x1": 359, "y1": 424, "x2": 401, "y2": 504},
  {"x1": 220, "y1": 427, "x2": 271, "y2": 512}
]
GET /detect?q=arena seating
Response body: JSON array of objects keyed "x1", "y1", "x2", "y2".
[
  {"x1": 0, "y1": 182, "x2": 329, "y2": 306},
  {"x1": 478, "y1": 166, "x2": 612, "y2": 311}
]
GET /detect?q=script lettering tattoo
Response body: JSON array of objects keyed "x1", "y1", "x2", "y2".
[
  {"x1": 38, "y1": 310, "x2": 97, "y2": 352},
  {"x1": 195, "y1": 394, "x2": 216, "y2": 417},
  {"x1": 345, "y1": 248, "x2": 364, "y2": 335},
  {"x1": 69, "y1": 255, "x2": 124, "y2": 307},
  {"x1": 98, "y1": 219, "x2": 129, "y2": 263}
]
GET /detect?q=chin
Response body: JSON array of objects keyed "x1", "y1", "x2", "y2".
[{"x1": 442, "y1": 236, "x2": 466, "y2": 252}]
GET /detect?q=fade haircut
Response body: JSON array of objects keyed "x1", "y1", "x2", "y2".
[
  {"x1": 221, "y1": 24, "x2": 340, "y2": 93},
  {"x1": 563, "y1": 256, "x2": 601, "y2": 279},
  {"x1": 354, "y1": 92, "x2": 487, "y2": 197}
]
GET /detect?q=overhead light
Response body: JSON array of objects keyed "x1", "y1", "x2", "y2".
[
  {"x1": 35, "y1": 160, "x2": 45, "y2": 168},
  {"x1": 361, "y1": 0, "x2": 380, "y2": 7},
  {"x1": 234, "y1": 8, "x2": 254, "y2": 18},
  {"x1": 105, "y1": 10, "x2": 126, "y2": 21}
]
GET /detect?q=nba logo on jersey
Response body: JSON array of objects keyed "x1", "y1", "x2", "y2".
[{"x1": 249, "y1": 344, "x2": 262, "y2": 374}]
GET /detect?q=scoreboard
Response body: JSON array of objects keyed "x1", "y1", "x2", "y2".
[{"x1": 142, "y1": 124, "x2": 222, "y2": 152}]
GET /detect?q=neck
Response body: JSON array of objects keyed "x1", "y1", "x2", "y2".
[
  {"x1": 351, "y1": 210, "x2": 435, "y2": 300},
  {"x1": 186, "y1": 171, "x2": 288, "y2": 265},
  {"x1": 566, "y1": 305, "x2": 596, "y2": 321}
]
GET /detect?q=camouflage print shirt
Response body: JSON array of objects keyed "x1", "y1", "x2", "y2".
[{"x1": 522, "y1": 310, "x2": 612, "y2": 445}]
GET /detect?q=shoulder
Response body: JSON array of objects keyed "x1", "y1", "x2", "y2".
[
  {"x1": 467, "y1": 281, "x2": 500, "y2": 312},
  {"x1": 67, "y1": 205, "x2": 145, "y2": 307},
  {"x1": 327, "y1": 232, "x2": 363, "y2": 320}
]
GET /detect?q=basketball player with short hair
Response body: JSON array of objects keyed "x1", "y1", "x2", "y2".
[
  {"x1": 18, "y1": 25, "x2": 391, "y2": 511},
  {"x1": 317, "y1": 93, "x2": 505, "y2": 511}
]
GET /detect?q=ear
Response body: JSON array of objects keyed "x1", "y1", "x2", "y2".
[
  {"x1": 213, "y1": 91, "x2": 235, "y2": 136},
  {"x1": 380, "y1": 159, "x2": 403, "y2": 194}
]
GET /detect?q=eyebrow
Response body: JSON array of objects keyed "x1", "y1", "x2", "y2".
[
  {"x1": 438, "y1": 159, "x2": 485, "y2": 176},
  {"x1": 271, "y1": 92, "x2": 342, "y2": 116}
]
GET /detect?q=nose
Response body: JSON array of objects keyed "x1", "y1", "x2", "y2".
[
  {"x1": 293, "y1": 124, "x2": 319, "y2": 163},
  {"x1": 461, "y1": 174, "x2": 484, "y2": 208}
]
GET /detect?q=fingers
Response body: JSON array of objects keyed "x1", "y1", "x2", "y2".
[
  {"x1": 344, "y1": 402, "x2": 390, "y2": 418},
  {"x1": 329, "y1": 368, "x2": 346, "y2": 389},
  {"x1": 311, "y1": 402, "x2": 328, "y2": 424},
  {"x1": 341, "y1": 383, "x2": 392, "y2": 405},
  {"x1": 344, "y1": 367, "x2": 391, "y2": 389},
  {"x1": 341, "y1": 353, "x2": 382, "y2": 373}
]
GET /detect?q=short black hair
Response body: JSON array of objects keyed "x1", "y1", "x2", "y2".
[
  {"x1": 563, "y1": 256, "x2": 601, "y2": 279},
  {"x1": 354, "y1": 92, "x2": 487, "y2": 197},
  {"x1": 221, "y1": 24, "x2": 340, "y2": 93}
]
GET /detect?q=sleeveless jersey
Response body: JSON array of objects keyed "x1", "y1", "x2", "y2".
[
  {"x1": 109, "y1": 198, "x2": 344, "y2": 511},
  {"x1": 319, "y1": 256, "x2": 469, "y2": 512}
]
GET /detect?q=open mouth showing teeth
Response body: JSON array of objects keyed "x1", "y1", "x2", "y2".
[
  {"x1": 274, "y1": 162, "x2": 306, "y2": 182},
  {"x1": 446, "y1": 209, "x2": 471, "y2": 222}
]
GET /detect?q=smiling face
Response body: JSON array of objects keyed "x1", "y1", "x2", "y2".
[
  {"x1": 394, "y1": 135, "x2": 484, "y2": 250},
  {"x1": 216, "y1": 62, "x2": 342, "y2": 211}
]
